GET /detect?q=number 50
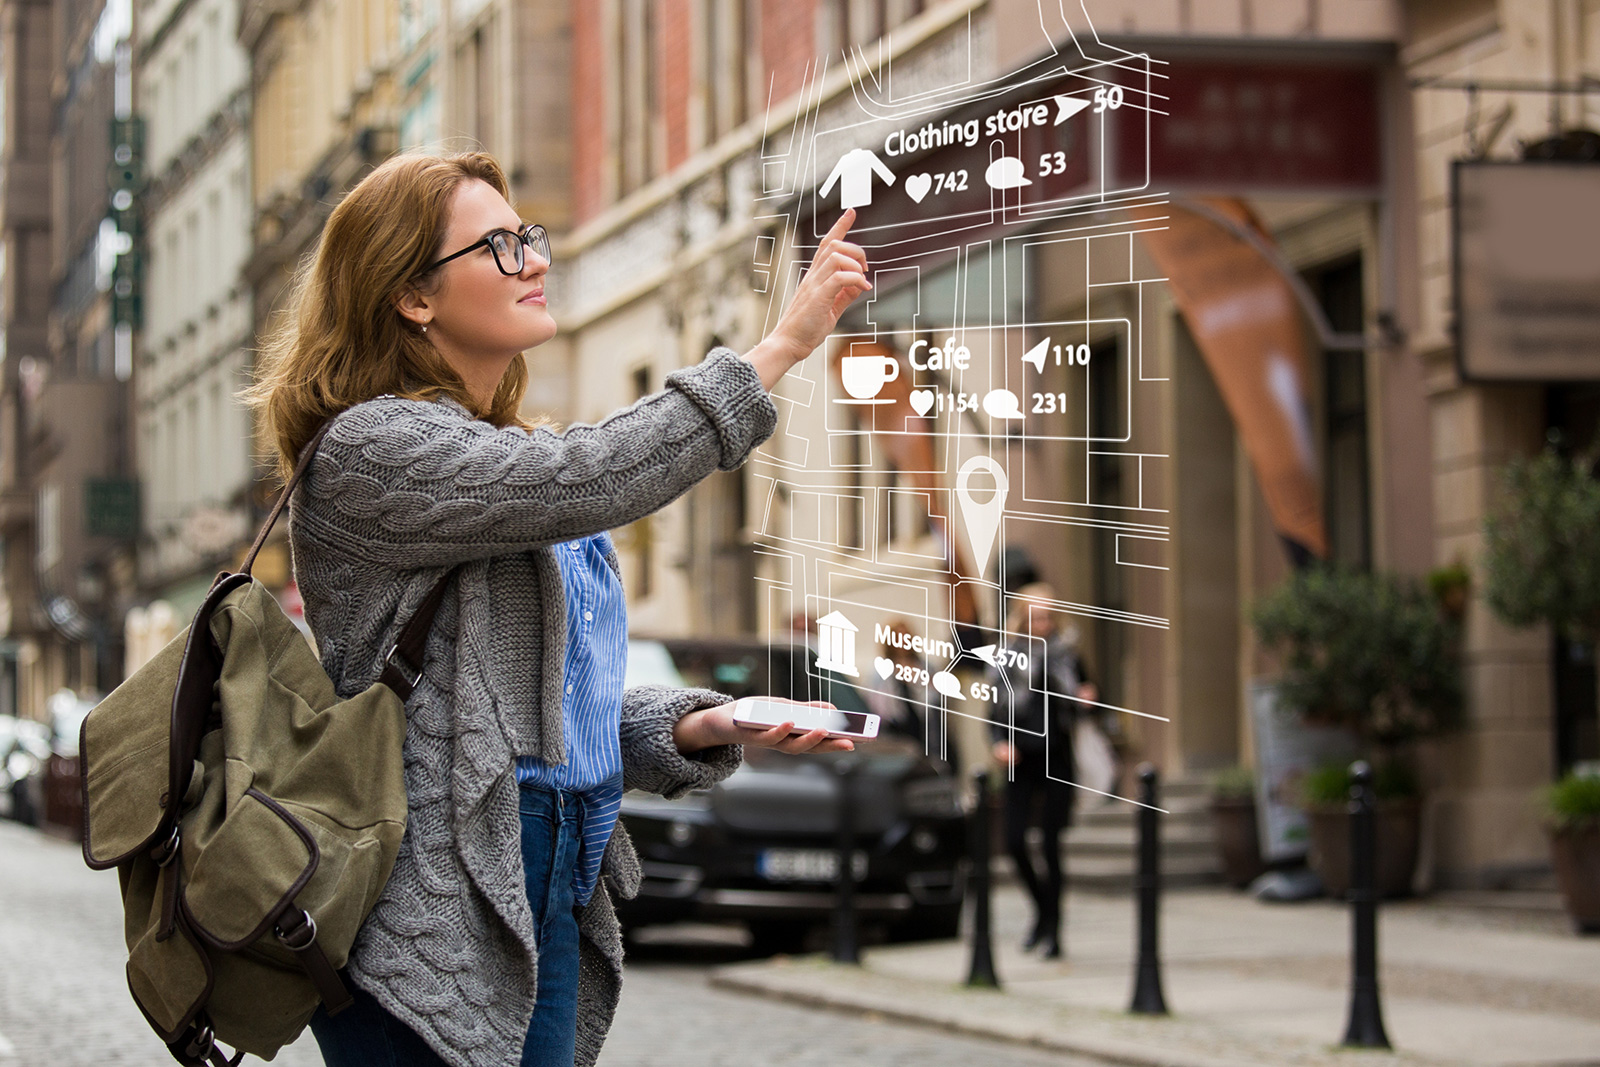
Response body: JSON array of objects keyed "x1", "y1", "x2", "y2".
[{"x1": 1093, "y1": 86, "x2": 1124, "y2": 113}]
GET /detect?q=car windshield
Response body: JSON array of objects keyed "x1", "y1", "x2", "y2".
[{"x1": 625, "y1": 640, "x2": 687, "y2": 688}]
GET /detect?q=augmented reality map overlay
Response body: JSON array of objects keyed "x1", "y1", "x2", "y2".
[{"x1": 749, "y1": 3, "x2": 1171, "y2": 809}]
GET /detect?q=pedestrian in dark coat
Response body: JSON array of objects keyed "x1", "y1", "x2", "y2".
[{"x1": 988, "y1": 584, "x2": 1098, "y2": 959}]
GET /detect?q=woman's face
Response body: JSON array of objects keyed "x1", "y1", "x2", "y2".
[{"x1": 405, "y1": 178, "x2": 556, "y2": 394}]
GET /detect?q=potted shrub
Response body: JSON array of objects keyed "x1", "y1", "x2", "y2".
[
  {"x1": 1210, "y1": 766, "x2": 1266, "y2": 889},
  {"x1": 1253, "y1": 567, "x2": 1462, "y2": 898},
  {"x1": 1299, "y1": 760, "x2": 1422, "y2": 898},
  {"x1": 1483, "y1": 446, "x2": 1600, "y2": 930},
  {"x1": 1545, "y1": 772, "x2": 1600, "y2": 933}
]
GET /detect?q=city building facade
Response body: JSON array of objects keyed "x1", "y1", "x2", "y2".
[
  {"x1": 0, "y1": 0, "x2": 140, "y2": 721},
  {"x1": 0, "y1": 0, "x2": 1588, "y2": 890},
  {"x1": 131, "y1": 0, "x2": 254, "y2": 632},
  {"x1": 562, "y1": 0, "x2": 1596, "y2": 887},
  {"x1": 0, "y1": 0, "x2": 56, "y2": 719}
]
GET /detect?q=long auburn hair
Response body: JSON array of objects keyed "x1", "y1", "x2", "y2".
[{"x1": 246, "y1": 151, "x2": 530, "y2": 479}]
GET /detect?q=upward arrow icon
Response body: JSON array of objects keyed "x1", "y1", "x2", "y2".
[{"x1": 1054, "y1": 95, "x2": 1091, "y2": 124}]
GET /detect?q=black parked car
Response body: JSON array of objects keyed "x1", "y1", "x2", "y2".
[{"x1": 619, "y1": 637, "x2": 967, "y2": 951}]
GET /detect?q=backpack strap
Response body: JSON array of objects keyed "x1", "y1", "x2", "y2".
[
  {"x1": 378, "y1": 569, "x2": 456, "y2": 701},
  {"x1": 240, "y1": 417, "x2": 458, "y2": 701},
  {"x1": 241, "y1": 420, "x2": 333, "y2": 577}
]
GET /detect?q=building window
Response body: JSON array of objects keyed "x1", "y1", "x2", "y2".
[
  {"x1": 617, "y1": 0, "x2": 659, "y2": 195},
  {"x1": 36, "y1": 481, "x2": 60, "y2": 572},
  {"x1": 703, "y1": 0, "x2": 749, "y2": 144},
  {"x1": 619, "y1": 364, "x2": 655, "y2": 595},
  {"x1": 1312, "y1": 257, "x2": 1370, "y2": 570},
  {"x1": 1089, "y1": 337, "x2": 1124, "y2": 706}
]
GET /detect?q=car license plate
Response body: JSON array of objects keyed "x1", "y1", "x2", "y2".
[{"x1": 757, "y1": 848, "x2": 866, "y2": 882}]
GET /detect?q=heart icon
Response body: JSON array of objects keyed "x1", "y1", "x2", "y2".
[
  {"x1": 905, "y1": 173, "x2": 933, "y2": 203},
  {"x1": 910, "y1": 390, "x2": 936, "y2": 417},
  {"x1": 874, "y1": 657, "x2": 894, "y2": 680}
]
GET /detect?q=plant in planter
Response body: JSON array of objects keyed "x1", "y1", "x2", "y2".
[
  {"x1": 1428, "y1": 560, "x2": 1472, "y2": 621},
  {"x1": 1544, "y1": 772, "x2": 1600, "y2": 932},
  {"x1": 1483, "y1": 446, "x2": 1600, "y2": 930},
  {"x1": 1210, "y1": 766, "x2": 1266, "y2": 889},
  {"x1": 1299, "y1": 760, "x2": 1423, "y2": 897},
  {"x1": 1253, "y1": 567, "x2": 1462, "y2": 897}
]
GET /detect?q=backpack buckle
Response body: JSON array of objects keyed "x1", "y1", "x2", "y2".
[
  {"x1": 151, "y1": 824, "x2": 181, "y2": 868},
  {"x1": 182, "y1": 1019, "x2": 216, "y2": 1060},
  {"x1": 383, "y1": 643, "x2": 423, "y2": 689},
  {"x1": 274, "y1": 908, "x2": 318, "y2": 951}
]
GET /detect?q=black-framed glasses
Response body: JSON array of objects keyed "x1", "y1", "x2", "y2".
[{"x1": 423, "y1": 222, "x2": 550, "y2": 276}]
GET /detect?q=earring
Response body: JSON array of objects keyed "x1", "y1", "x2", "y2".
[{"x1": 421, "y1": 323, "x2": 429, "y2": 334}]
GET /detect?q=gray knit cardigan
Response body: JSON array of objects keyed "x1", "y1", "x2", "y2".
[{"x1": 287, "y1": 348, "x2": 778, "y2": 1067}]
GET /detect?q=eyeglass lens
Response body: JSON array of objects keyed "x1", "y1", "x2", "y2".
[{"x1": 489, "y1": 226, "x2": 551, "y2": 274}]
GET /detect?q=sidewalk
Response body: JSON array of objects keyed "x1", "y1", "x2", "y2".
[{"x1": 709, "y1": 883, "x2": 1600, "y2": 1067}]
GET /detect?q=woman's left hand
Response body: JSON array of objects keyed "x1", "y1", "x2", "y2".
[{"x1": 673, "y1": 699, "x2": 857, "y2": 755}]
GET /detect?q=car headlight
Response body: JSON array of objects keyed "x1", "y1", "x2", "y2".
[{"x1": 902, "y1": 777, "x2": 963, "y2": 819}]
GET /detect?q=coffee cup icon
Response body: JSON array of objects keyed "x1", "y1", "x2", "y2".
[{"x1": 840, "y1": 353, "x2": 900, "y2": 402}]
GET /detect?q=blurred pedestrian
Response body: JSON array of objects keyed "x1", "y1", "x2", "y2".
[
  {"x1": 247, "y1": 152, "x2": 873, "y2": 1067},
  {"x1": 988, "y1": 583, "x2": 1098, "y2": 959}
]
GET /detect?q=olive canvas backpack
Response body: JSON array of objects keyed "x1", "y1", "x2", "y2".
[{"x1": 79, "y1": 423, "x2": 453, "y2": 1066}]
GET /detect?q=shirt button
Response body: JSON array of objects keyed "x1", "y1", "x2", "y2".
[
  {"x1": 566, "y1": 684, "x2": 574, "y2": 694},
  {"x1": 584, "y1": 610, "x2": 593, "y2": 621}
]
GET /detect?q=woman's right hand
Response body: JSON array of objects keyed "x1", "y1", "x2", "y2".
[{"x1": 744, "y1": 210, "x2": 871, "y2": 389}]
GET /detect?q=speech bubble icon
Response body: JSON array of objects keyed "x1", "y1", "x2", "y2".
[
  {"x1": 932, "y1": 671, "x2": 964, "y2": 699},
  {"x1": 982, "y1": 388, "x2": 1024, "y2": 420},
  {"x1": 984, "y1": 156, "x2": 1032, "y2": 190}
]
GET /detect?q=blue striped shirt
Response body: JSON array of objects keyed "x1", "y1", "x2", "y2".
[{"x1": 515, "y1": 532, "x2": 626, "y2": 905}]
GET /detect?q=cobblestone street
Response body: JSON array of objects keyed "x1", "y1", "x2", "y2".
[
  {"x1": 0, "y1": 820, "x2": 324, "y2": 1066},
  {"x1": 0, "y1": 820, "x2": 1089, "y2": 1067},
  {"x1": 601, "y1": 933, "x2": 1099, "y2": 1067}
]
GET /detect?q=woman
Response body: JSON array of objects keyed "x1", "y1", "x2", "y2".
[
  {"x1": 987, "y1": 584, "x2": 1098, "y2": 960},
  {"x1": 248, "y1": 151, "x2": 872, "y2": 1067}
]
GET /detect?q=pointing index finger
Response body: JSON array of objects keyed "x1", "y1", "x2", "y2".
[{"x1": 823, "y1": 209, "x2": 856, "y2": 247}]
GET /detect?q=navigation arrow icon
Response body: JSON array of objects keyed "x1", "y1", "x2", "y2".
[
  {"x1": 1054, "y1": 95, "x2": 1091, "y2": 124},
  {"x1": 1022, "y1": 336, "x2": 1050, "y2": 373},
  {"x1": 972, "y1": 644, "x2": 999, "y2": 668}
]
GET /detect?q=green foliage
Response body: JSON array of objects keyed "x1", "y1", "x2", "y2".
[
  {"x1": 1253, "y1": 567, "x2": 1462, "y2": 747},
  {"x1": 1427, "y1": 560, "x2": 1472, "y2": 617},
  {"x1": 1211, "y1": 765, "x2": 1256, "y2": 800},
  {"x1": 1301, "y1": 762, "x2": 1354, "y2": 805},
  {"x1": 1300, "y1": 760, "x2": 1421, "y2": 807},
  {"x1": 1484, "y1": 448, "x2": 1600, "y2": 641},
  {"x1": 1545, "y1": 771, "x2": 1600, "y2": 832}
]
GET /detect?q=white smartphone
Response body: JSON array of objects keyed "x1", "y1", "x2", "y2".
[{"x1": 730, "y1": 698, "x2": 880, "y2": 741}]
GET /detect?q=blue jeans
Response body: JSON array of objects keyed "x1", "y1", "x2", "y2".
[{"x1": 308, "y1": 785, "x2": 584, "y2": 1067}]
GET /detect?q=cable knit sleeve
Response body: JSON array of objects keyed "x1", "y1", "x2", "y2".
[
  {"x1": 618, "y1": 685, "x2": 742, "y2": 797},
  {"x1": 298, "y1": 347, "x2": 776, "y2": 569}
]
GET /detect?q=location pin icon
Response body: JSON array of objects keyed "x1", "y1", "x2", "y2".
[{"x1": 955, "y1": 456, "x2": 1008, "y2": 578}]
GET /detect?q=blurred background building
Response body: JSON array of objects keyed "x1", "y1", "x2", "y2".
[
  {"x1": 0, "y1": 0, "x2": 136, "y2": 724},
  {"x1": 0, "y1": 0, "x2": 1594, "y2": 890},
  {"x1": 132, "y1": 0, "x2": 253, "y2": 630}
]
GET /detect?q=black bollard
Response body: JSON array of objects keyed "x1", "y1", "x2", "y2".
[
  {"x1": 965, "y1": 766, "x2": 1001, "y2": 988},
  {"x1": 831, "y1": 758, "x2": 861, "y2": 964},
  {"x1": 1341, "y1": 761, "x2": 1391, "y2": 1048},
  {"x1": 1128, "y1": 763, "x2": 1169, "y2": 1014}
]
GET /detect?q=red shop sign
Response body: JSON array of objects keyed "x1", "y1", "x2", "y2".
[{"x1": 1117, "y1": 57, "x2": 1382, "y2": 194}]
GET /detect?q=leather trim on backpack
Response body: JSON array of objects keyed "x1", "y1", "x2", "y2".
[
  {"x1": 127, "y1": 916, "x2": 216, "y2": 1044},
  {"x1": 178, "y1": 788, "x2": 321, "y2": 952}
]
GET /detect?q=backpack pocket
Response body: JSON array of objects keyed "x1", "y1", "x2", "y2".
[{"x1": 181, "y1": 787, "x2": 318, "y2": 949}]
